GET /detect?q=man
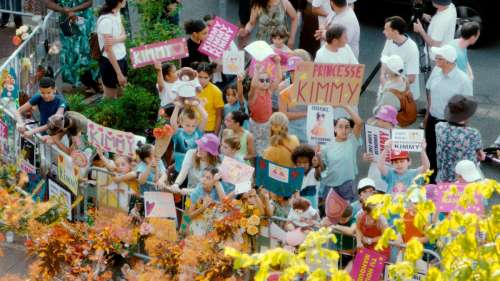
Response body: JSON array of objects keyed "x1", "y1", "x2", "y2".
[
  {"x1": 0, "y1": 0, "x2": 23, "y2": 28},
  {"x1": 413, "y1": 0, "x2": 457, "y2": 48},
  {"x1": 424, "y1": 45, "x2": 472, "y2": 183},
  {"x1": 449, "y1": 21, "x2": 480, "y2": 80},
  {"x1": 381, "y1": 16, "x2": 421, "y2": 100},
  {"x1": 315, "y1": 0, "x2": 360, "y2": 58},
  {"x1": 312, "y1": 0, "x2": 334, "y2": 31}
]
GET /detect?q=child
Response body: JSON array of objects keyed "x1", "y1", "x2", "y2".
[
  {"x1": 135, "y1": 143, "x2": 168, "y2": 193},
  {"x1": 154, "y1": 61, "x2": 178, "y2": 115},
  {"x1": 170, "y1": 101, "x2": 208, "y2": 172},
  {"x1": 286, "y1": 197, "x2": 320, "y2": 231},
  {"x1": 377, "y1": 140, "x2": 430, "y2": 194},
  {"x1": 249, "y1": 56, "x2": 282, "y2": 156},
  {"x1": 223, "y1": 111, "x2": 255, "y2": 162},
  {"x1": 271, "y1": 26, "x2": 293, "y2": 53},
  {"x1": 223, "y1": 74, "x2": 249, "y2": 129},
  {"x1": 187, "y1": 167, "x2": 226, "y2": 236},
  {"x1": 291, "y1": 144, "x2": 322, "y2": 209},
  {"x1": 350, "y1": 178, "x2": 377, "y2": 219},
  {"x1": 356, "y1": 203, "x2": 391, "y2": 260},
  {"x1": 220, "y1": 136, "x2": 244, "y2": 162},
  {"x1": 329, "y1": 205, "x2": 356, "y2": 271},
  {"x1": 16, "y1": 77, "x2": 67, "y2": 137},
  {"x1": 195, "y1": 62, "x2": 225, "y2": 134}
]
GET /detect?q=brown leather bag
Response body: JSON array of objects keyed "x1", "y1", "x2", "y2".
[
  {"x1": 89, "y1": 32, "x2": 101, "y2": 60},
  {"x1": 389, "y1": 86, "x2": 417, "y2": 127}
]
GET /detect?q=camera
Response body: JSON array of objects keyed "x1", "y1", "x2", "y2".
[{"x1": 411, "y1": 0, "x2": 425, "y2": 24}]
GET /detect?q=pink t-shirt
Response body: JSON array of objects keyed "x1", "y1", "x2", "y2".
[{"x1": 249, "y1": 90, "x2": 272, "y2": 123}]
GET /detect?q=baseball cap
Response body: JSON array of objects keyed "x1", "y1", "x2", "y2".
[
  {"x1": 357, "y1": 177, "x2": 376, "y2": 193},
  {"x1": 380, "y1": 55, "x2": 404, "y2": 76},
  {"x1": 431, "y1": 45, "x2": 457, "y2": 63},
  {"x1": 390, "y1": 150, "x2": 410, "y2": 161},
  {"x1": 455, "y1": 160, "x2": 483, "y2": 182}
]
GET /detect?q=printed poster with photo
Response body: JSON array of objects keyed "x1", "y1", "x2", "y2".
[
  {"x1": 306, "y1": 105, "x2": 334, "y2": 145},
  {"x1": 1, "y1": 67, "x2": 19, "y2": 104},
  {"x1": 0, "y1": 110, "x2": 16, "y2": 160},
  {"x1": 255, "y1": 157, "x2": 304, "y2": 197},
  {"x1": 20, "y1": 136, "x2": 36, "y2": 174},
  {"x1": 48, "y1": 178, "x2": 73, "y2": 220}
]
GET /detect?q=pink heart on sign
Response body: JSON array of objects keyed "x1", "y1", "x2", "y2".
[{"x1": 146, "y1": 201, "x2": 155, "y2": 216}]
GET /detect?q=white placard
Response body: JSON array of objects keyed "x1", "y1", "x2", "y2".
[
  {"x1": 392, "y1": 129, "x2": 424, "y2": 152},
  {"x1": 307, "y1": 105, "x2": 334, "y2": 145},
  {"x1": 365, "y1": 124, "x2": 391, "y2": 162},
  {"x1": 48, "y1": 179, "x2": 72, "y2": 220},
  {"x1": 222, "y1": 50, "x2": 245, "y2": 75},
  {"x1": 244, "y1": 40, "x2": 275, "y2": 62},
  {"x1": 143, "y1": 192, "x2": 176, "y2": 219},
  {"x1": 234, "y1": 180, "x2": 252, "y2": 195}
]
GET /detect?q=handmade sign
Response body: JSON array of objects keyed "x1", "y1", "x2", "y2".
[
  {"x1": 351, "y1": 248, "x2": 387, "y2": 281},
  {"x1": 20, "y1": 136, "x2": 36, "y2": 174},
  {"x1": 244, "y1": 40, "x2": 275, "y2": 62},
  {"x1": 234, "y1": 181, "x2": 252, "y2": 195},
  {"x1": 0, "y1": 111, "x2": 16, "y2": 160},
  {"x1": 222, "y1": 49, "x2": 245, "y2": 75},
  {"x1": 255, "y1": 157, "x2": 304, "y2": 197},
  {"x1": 143, "y1": 192, "x2": 177, "y2": 219},
  {"x1": 220, "y1": 156, "x2": 255, "y2": 184},
  {"x1": 48, "y1": 178, "x2": 72, "y2": 220},
  {"x1": 365, "y1": 124, "x2": 391, "y2": 163},
  {"x1": 291, "y1": 62, "x2": 365, "y2": 106},
  {"x1": 87, "y1": 121, "x2": 137, "y2": 158},
  {"x1": 426, "y1": 183, "x2": 484, "y2": 215},
  {"x1": 307, "y1": 105, "x2": 334, "y2": 145},
  {"x1": 392, "y1": 129, "x2": 424, "y2": 152},
  {"x1": 1, "y1": 68, "x2": 19, "y2": 103},
  {"x1": 198, "y1": 16, "x2": 238, "y2": 59},
  {"x1": 100, "y1": 182, "x2": 131, "y2": 212},
  {"x1": 247, "y1": 48, "x2": 291, "y2": 78},
  {"x1": 130, "y1": 38, "x2": 189, "y2": 68},
  {"x1": 26, "y1": 173, "x2": 47, "y2": 202},
  {"x1": 0, "y1": 119, "x2": 8, "y2": 158},
  {"x1": 57, "y1": 154, "x2": 80, "y2": 195}
]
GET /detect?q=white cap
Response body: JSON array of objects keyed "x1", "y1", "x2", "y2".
[
  {"x1": 455, "y1": 160, "x2": 483, "y2": 182},
  {"x1": 357, "y1": 178, "x2": 376, "y2": 191},
  {"x1": 381, "y1": 55, "x2": 405, "y2": 76},
  {"x1": 431, "y1": 45, "x2": 457, "y2": 63}
]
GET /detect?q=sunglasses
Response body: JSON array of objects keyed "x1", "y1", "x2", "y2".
[{"x1": 259, "y1": 78, "x2": 271, "y2": 83}]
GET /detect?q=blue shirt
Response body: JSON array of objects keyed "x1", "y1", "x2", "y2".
[
  {"x1": 29, "y1": 93, "x2": 67, "y2": 125},
  {"x1": 189, "y1": 183, "x2": 222, "y2": 204},
  {"x1": 223, "y1": 101, "x2": 249, "y2": 130},
  {"x1": 382, "y1": 167, "x2": 420, "y2": 194},
  {"x1": 172, "y1": 128, "x2": 203, "y2": 172},
  {"x1": 135, "y1": 160, "x2": 167, "y2": 192},
  {"x1": 321, "y1": 134, "x2": 362, "y2": 187},
  {"x1": 449, "y1": 39, "x2": 468, "y2": 73}
]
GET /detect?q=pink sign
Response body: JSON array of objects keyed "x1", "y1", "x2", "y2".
[
  {"x1": 130, "y1": 38, "x2": 189, "y2": 68},
  {"x1": 248, "y1": 49, "x2": 292, "y2": 79},
  {"x1": 87, "y1": 122, "x2": 137, "y2": 158},
  {"x1": 351, "y1": 248, "x2": 387, "y2": 281},
  {"x1": 426, "y1": 183, "x2": 484, "y2": 215},
  {"x1": 0, "y1": 120, "x2": 7, "y2": 139},
  {"x1": 198, "y1": 17, "x2": 238, "y2": 59}
]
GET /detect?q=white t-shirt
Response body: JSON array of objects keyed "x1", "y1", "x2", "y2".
[
  {"x1": 312, "y1": 0, "x2": 334, "y2": 28},
  {"x1": 97, "y1": 13, "x2": 127, "y2": 60},
  {"x1": 325, "y1": 8, "x2": 360, "y2": 58},
  {"x1": 157, "y1": 81, "x2": 176, "y2": 106},
  {"x1": 381, "y1": 37, "x2": 421, "y2": 99},
  {"x1": 427, "y1": 3, "x2": 457, "y2": 45}
]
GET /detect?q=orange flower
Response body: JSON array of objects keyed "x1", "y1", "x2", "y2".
[
  {"x1": 246, "y1": 225, "x2": 259, "y2": 236},
  {"x1": 248, "y1": 215, "x2": 260, "y2": 226},
  {"x1": 153, "y1": 124, "x2": 174, "y2": 139},
  {"x1": 12, "y1": 36, "x2": 22, "y2": 46}
]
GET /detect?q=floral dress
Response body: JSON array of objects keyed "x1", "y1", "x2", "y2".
[
  {"x1": 435, "y1": 122, "x2": 482, "y2": 182},
  {"x1": 58, "y1": 0, "x2": 98, "y2": 85},
  {"x1": 256, "y1": 0, "x2": 287, "y2": 43}
]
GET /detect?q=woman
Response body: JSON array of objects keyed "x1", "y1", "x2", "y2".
[
  {"x1": 436, "y1": 95, "x2": 483, "y2": 182},
  {"x1": 181, "y1": 19, "x2": 209, "y2": 68},
  {"x1": 44, "y1": 0, "x2": 99, "y2": 93},
  {"x1": 223, "y1": 110, "x2": 255, "y2": 162},
  {"x1": 374, "y1": 55, "x2": 407, "y2": 115},
  {"x1": 263, "y1": 112, "x2": 300, "y2": 167},
  {"x1": 320, "y1": 105, "x2": 363, "y2": 203},
  {"x1": 239, "y1": 0, "x2": 298, "y2": 48},
  {"x1": 96, "y1": 0, "x2": 128, "y2": 98}
]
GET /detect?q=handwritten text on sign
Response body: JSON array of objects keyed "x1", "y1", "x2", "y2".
[
  {"x1": 130, "y1": 38, "x2": 189, "y2": 68},
  {"x1": 292, "y1": 62, "x2": 365, "y2": 106},
  {"x1": 198, "y1": 17, "x2": 238, "y2": 59},
  {"x1": 351, "y1": 248, "x2": 387, "y2": 281},
  {"x1": 87, "y1": 122, "x2": 136, "y2": 158},
  {"x1": 365, "y1": 125, "x2": 391, "y2": 163}
]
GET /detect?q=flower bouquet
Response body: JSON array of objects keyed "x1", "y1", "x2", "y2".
[{"x1": 12, "y1": 25, "x2": 31, "y2": 46}]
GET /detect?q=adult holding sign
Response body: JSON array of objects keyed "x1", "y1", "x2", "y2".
[{"x1": 181, "y1": 20, "x2": 209, "y2": 68}]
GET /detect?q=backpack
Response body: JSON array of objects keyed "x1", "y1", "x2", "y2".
[{"x1": 389, "y1": 86, "x2": 417, "y2": 127}]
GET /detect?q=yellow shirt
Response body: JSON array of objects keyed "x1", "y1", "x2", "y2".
[
  {"x1": 263, "y1": 135, "x2": 300, "y2": 167},
  {"x1": 197, "y1": 82, "x2": 224, "y2": 132}
]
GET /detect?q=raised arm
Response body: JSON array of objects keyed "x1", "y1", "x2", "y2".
[
  {"x1": 270, "y1": 56, "x2": 283, "y2": 92},
  {"x1": 417, "y1": 140, "x2": 430, "y2": 174},
  {"x1": 236, "y1": 73, "x2": 245, "y2": 104},
  {"x1": 154, "y1": 61, "x2": 165, "y2": 93},
  {"x1": 378, "y1": 140, "x2": 391, "y2": 177},
  {"x1": 170, "y1": 102, "x2": 182, "y2": 131},
  {"x1": 196, "y1": 102, "x2": 208, "y2": 132},
  {"x1": 283, "y1": 0, "x2": 298, "y2": 48},
  {"x1": 342, "y1": 105, "x2": 363, "y2": 138}
]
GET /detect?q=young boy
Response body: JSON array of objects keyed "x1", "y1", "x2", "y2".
[
  {"x1": 377, "y1": 140, "x2": 430, "y2": 194},
  {"x1": 16, "y1": 77, "x2": 67, "y2": 137}
]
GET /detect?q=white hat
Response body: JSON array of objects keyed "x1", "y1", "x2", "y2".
[
  {"x1": 431, "y1": 45, "x2": 457, "y2": 63},
  {"x1": 357, "y1": 178, "x2": 376, "y2": 192},
  {"x1": 455, "y1": 160, "x2": 483, "y2": 182},
  {"x1": 408, "y1": 188, "x2": 426, "y2": 204},
  {"x1": 381, "y1": 55, "x2": 405, "y2": 76}
]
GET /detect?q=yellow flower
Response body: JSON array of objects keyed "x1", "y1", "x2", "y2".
[
  {"x1": 404, "y1": 238, "x2": 423, "y2": 263},
  {"x1": 240, "y1": 218, "x2": 248, "y2": 228},
  {"x1": 248, "y1": 215, "x2": 260, "y2": 226},
  {"x1": 247, "y1": 225, "x2": 259, "y2": 236},
  {"x1": 375, "y1": 228, "x2": 397, "y2": 251},
  {"x1": 388, "y1": 261, "x2": 415, "y2": 281}
]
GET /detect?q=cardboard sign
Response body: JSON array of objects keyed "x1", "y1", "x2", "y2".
[
  {"x1": 143, "y1": 192, "x2": 177, "y2": 219},
  {"x1": 199, "y1": 16, "x2": 238, "y2": 59},
  {"x1": 392, "y1": 129, "x2": 424, "y2": 152},
  {"x1": 365, "y1": 125, "x2": 391, "y2": 163},
  {"x1": 307, "y1": 105, "x2": 334, "y2": 145},
  {"x1": 244, "y1": 40, "x2": 275, "y2": 62},
  {"x1": 87, "y1": 121, "x2": 137, "y2": 158},
  {"x1": 222, "y1": 50, "x2": 245, "y2": 75},
  {"x1": 57, "y1": 154, "x2": 79, "y2": 195},
  {"x1": 20, "y1": 137, "x2": 36, "y2": 174},
  {"x1": 48, "y1": 178, "x2": 72, "y2": 220},
  {"x1": 426, "y1": 183, "x2": 484, "y2": 215},
  {"x1": 291, "y1": 62, "x2": 365, "y2": 106},
  {"x1": 220, "y1": 156, "x2": 255, "y2": 184},
  {"x1": 351, "y1": 248, "x2": 387, "y2": 281},
  {"x1": 255, "y1": 157, "x2": 304, "y2": 197},
  {"x1": 130, "y1": 38, "x2": 189, "y2": 68}
]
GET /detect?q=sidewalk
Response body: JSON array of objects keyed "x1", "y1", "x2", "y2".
[{"x1": 0, "y1": 235, "x2": 33, "y2": 277}]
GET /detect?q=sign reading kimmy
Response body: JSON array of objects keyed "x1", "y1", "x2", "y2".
[
  {"x1": 292, "y1": 62, "x2": 365, "y2": 106},
  {"x1": 87, "y1": 122, "x2": 137, "y2": 158},
  {"x1": 198, "y1": 17, "x2": 238, "y2": 59},
  {"x1": 130, "y1": 38, "x2": 189, "y2": 68},
  {"x1": 392, "y1": 129, "x2": 424, "y2": 152}
]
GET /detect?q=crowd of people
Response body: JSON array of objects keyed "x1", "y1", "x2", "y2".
[{"x1": 10, "y1": 0, "x2": 496, "y2": 273}]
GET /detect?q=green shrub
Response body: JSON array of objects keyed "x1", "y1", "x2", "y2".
[{"x1": 114, "y1": 85, "x2": 160, "y2": 134}]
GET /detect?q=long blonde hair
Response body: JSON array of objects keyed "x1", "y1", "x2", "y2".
[{"x1": 269, "y1": 112, "x2": 289, "y2": 146}]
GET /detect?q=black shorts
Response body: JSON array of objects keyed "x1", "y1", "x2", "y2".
[{"x1": 99, "y1": 56, "x2": 128, "y2": 89}]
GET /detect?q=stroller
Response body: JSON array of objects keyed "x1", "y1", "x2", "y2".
[{"x1": 483, "y1": 135, "x2": 500, "y2": 167}]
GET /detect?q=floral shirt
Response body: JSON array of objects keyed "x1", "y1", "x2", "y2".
[{"x1": 436, "y1": 122, "x2": 482, "y2": 182}]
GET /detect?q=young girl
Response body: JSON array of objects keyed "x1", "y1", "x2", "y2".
[
  {"x1": 170, "y1": 101, "x2": 208, "y2": 172},
  {"x1": 249, "y1": 56, "x2": 282, "y2": 156},
  {"x1": 223, "y1": 74, "x2": 249, "y2": 130},
  {"x1": 291, "y1": 144, "x2": 322, "y2": 209},
  {"x1": 154, "y1": 61, "x2": 178, "y2": 111},
  {"x1": 263, "y1": 112, "x2": 300, "y2": 167},
  {"x1": 170, "y1": 134, "x2": 220, "y2": 191},
  {"x1": 286, "y1": 197, "x2": 320, "y2": 231},
  {"x1": 195, "y1": 62, "x2": 225, "y2": 134},
  {"x1": 356, "y1": 203, "x2": 391, "y2": 260},
  {"x1": 220, "y1": 136, "x2": 245, "y2": 163},
  {"x1": 135, "y1": 143, "x2": 168, "y2": 193},
  {"x1": 181, "y1": 19, "x2": 209, "y2": 68},
  {"x1": 271, "y1": 26, "x2": 293, "y2": 53},
  {"x1": 223, "y1": 111, "x2": 255, "y2": 162}
]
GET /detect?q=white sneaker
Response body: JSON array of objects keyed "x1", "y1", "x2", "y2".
[{"x1": 5, "y1": 21, "x2": 15, "y2": 28}]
